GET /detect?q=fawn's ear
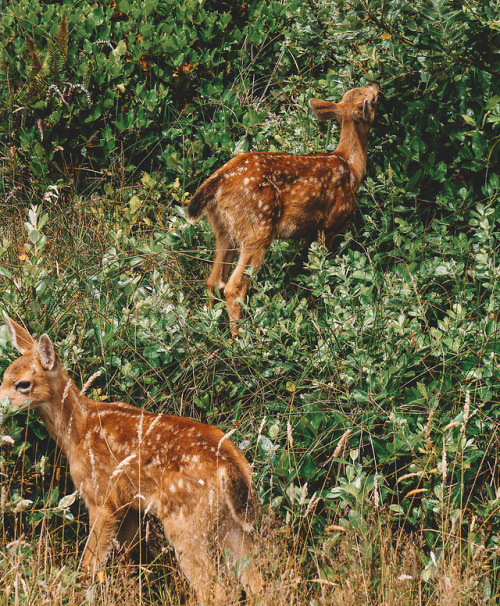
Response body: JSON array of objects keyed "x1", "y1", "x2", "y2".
[
  {"x1": 352, "y1": 98, "x2": 373, "y2": 122},
  {"x1": 309, "y1": 98, "x2": 343, "y2": 122},
  {"x1": 38, "y1": 334, "x2": 57, "y2": 371},
  {"x1": 363, "y1": 98, "x2": 373, "y2": 121},
  {"x1": 3, "y1": 312, "x2": 36, "y2": 355}
]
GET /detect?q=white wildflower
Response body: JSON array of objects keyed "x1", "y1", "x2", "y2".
[
  {"x1": 14, "y1": 499, "x2": 33, "y2": 513},
  {"x1": 462, "y1": 390, "x2": 470, "y2": 432},
  {"x1": 287, "y1": 421, "x2": 293, "y2": 448},
  {"x1": 217, "y1": 427, "x2": 237, "y2": 453},
  {"x1": 110, "y1": 454, "x2": 138, "y2": 479}
]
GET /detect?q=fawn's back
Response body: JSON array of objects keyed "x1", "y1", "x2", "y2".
[{"x1": 198, "y1": 151, "x2": 354, "y2": 247}]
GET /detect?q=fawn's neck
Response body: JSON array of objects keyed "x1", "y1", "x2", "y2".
[
  {"x1": 335, "y1": 118, "x2": 371, "y2": 191},
  {"x1": 36, "y1": 371, "x2": 88, "y2": 457}
]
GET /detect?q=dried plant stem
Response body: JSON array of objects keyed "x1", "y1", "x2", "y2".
[{"x1": 80, "y1": 370, "x2": 102, "y2": 397}]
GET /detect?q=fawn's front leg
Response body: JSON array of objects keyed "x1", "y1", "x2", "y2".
[{"x1": 81, "y1": 505, "x2": 119, "y2": 577}]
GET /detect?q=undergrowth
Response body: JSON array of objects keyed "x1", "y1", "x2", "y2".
[{"x1": 0, "y1": 196, "x2": 498, "y2": 604}]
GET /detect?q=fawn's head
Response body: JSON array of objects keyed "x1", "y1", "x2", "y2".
[
  {"x1": 309, "y1": 82, "x2": 380, "y2": 127},
  {"x1": 0, "y1": 312, "x2": 60, "y2": 410}
]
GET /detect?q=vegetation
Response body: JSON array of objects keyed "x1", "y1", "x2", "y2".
[{"x1": 0, "y1": 0, "x2": 499, "y2": 603}]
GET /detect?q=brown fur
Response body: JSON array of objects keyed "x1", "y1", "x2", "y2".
[
  {"x1": 0, "y1": 313, "x2": 263, "y2": 604},
  {"x1": 188, "y1": 82, "x2": 380, "y2": 337}
]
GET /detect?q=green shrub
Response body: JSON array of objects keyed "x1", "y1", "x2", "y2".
[{"x1": 0, "y1": 0, "x2": 314, "y2": 201}]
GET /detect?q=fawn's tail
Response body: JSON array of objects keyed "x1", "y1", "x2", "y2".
[
  {"x1": 221, "y1": 465, "x2": 255, "y2": 532},
  {"x1": 187, "y1": 175, "x2": 220, "y2": 223}
]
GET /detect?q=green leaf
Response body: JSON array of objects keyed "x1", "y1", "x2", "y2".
[
  {"x1": 29, "y1": 229, "x2": 40, "y2": 244},
  {"x1": 129, "y1": 195, "x2": 143, "y2": 216},
  {"x1": 389, "y1": 504, "x2": 404, "y2": 515},
  {"x1": 485, "y1": 95, "x2": 500, "y2": 110},
  {"x1": 58, "y1": 492, "x2": 77, "y2": 510},
  {"x1": 461, "y1": 114, "x2": 476, "y2": 126}
]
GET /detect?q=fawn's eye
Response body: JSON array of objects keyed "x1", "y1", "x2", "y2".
[{"x1": 15, "y1": 380, "x2": 32, "y2": 393}]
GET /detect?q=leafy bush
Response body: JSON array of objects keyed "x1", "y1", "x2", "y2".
[{"x1": 0, "y1": 0, "x2": 315, "y2": 201}]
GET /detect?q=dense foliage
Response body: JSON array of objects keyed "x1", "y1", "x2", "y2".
[{"x1": 0, "y1": 0, "x2": 499, "y2": 603}]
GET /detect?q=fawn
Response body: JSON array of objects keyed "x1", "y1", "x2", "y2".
[
  {"x1": 188, "y1": 82, "x2": 380, "y2": 337},
  {"x1": 0, "y1": 313, "x2": 263, "y2": 604}
]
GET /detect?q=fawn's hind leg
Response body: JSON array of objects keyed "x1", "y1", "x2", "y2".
[
  {"x1": 224, "y1": 245, "x2": 268, "y2": 337},
  {"x1": 223, "y1": 523, "x2": 264, "y2": 598},
  {"x1": 207, "y1": 232, "x2": 236, "y2": 299},
  {"x1": 164, "y1": 515, "x2": 227, "y2": 605}
]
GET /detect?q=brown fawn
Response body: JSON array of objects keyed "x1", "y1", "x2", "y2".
[
  {"x1": 0, "y1": 312, "x2": 263, "y2": 604},
  {"x1": 188, "y1": 82, "x2": 380, "y2": 337}
]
